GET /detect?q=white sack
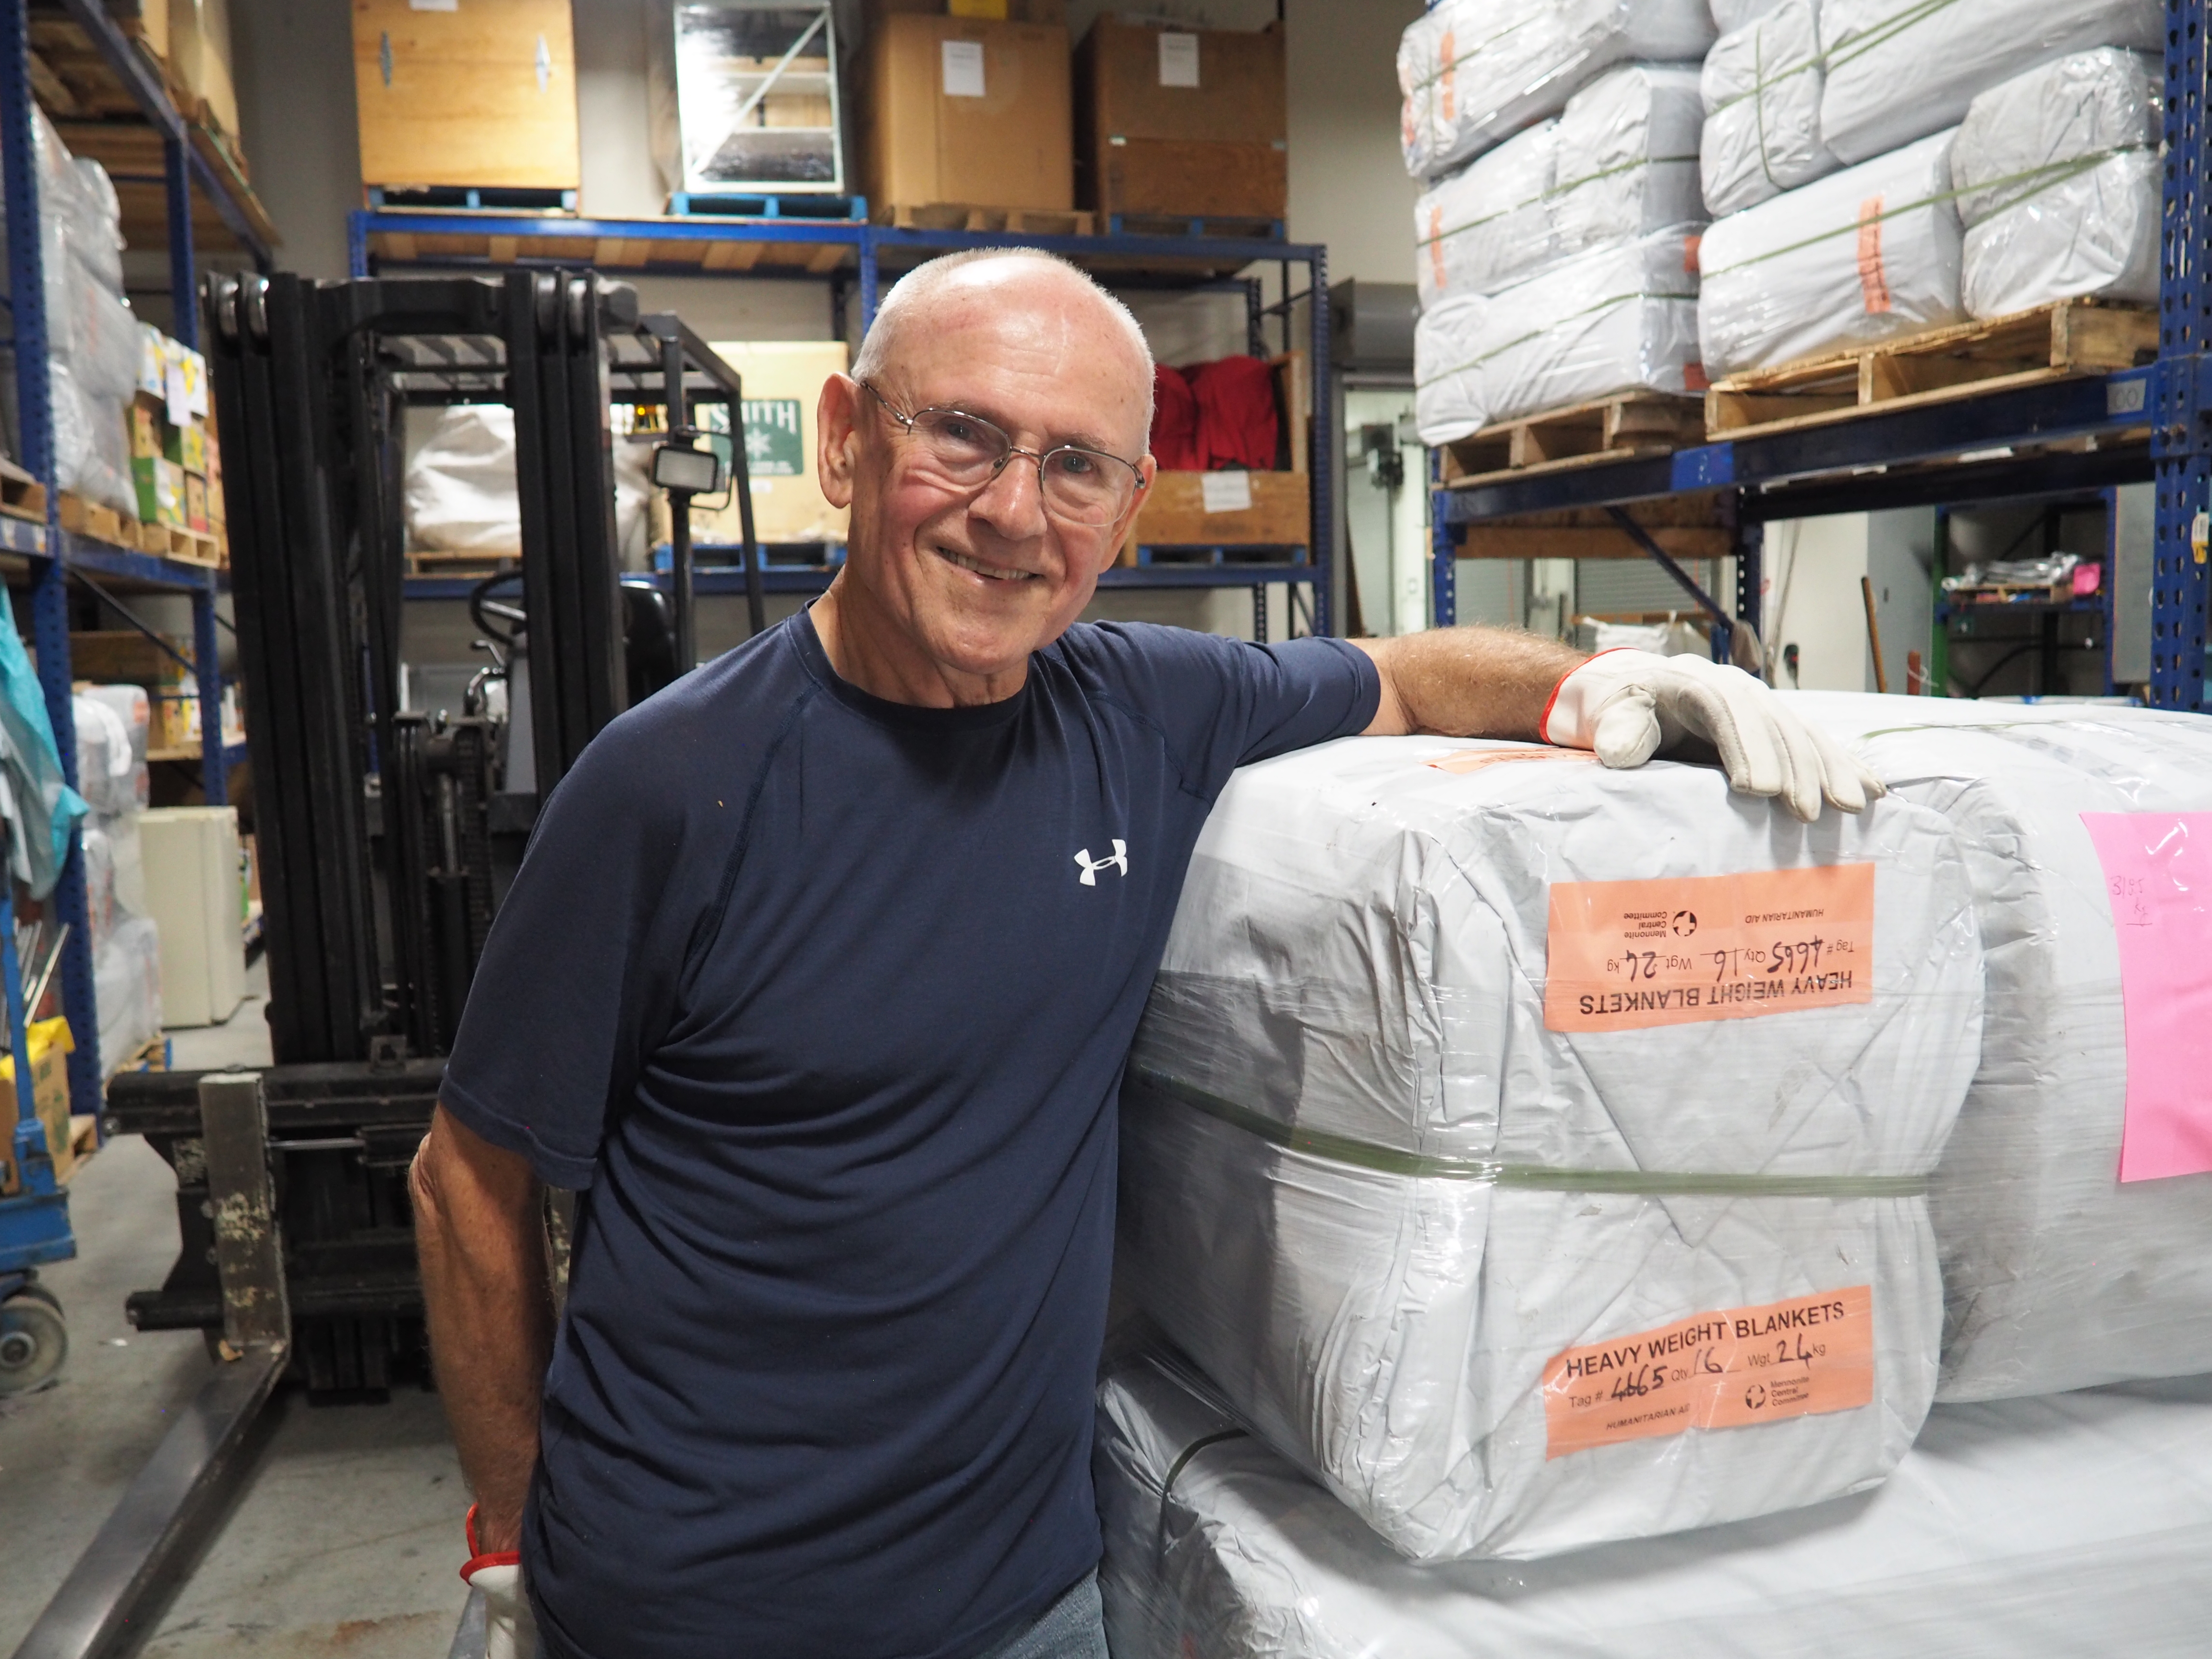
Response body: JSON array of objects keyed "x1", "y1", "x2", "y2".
[
  {"x1": 1414, "y1": 122, "x2": 1559, "y2": 307},
  {"x1": 1697, "y1": 130, "x2": 1963, "y2": 378},
  {"x1": 1700, "y1": 0, "x2": 1837, "y2": 216},
  {"x1": 95, "y1": 911, "x2": 161, "y2": 1076},
  {"x1": 1951, "y1": 48, "x2": 2160, "y2": 226},
  {"x1": 1398, "y1": 0, "x2": 1716, "y2": 181},
  {"x1": 1961, "y1": 148, "x2": 2160, "y2": 318},
  {"x1": 1097, "y1": 1350, "x2": 2212, "y2": 1659},
  {"x1": 1479, "y1": 226, "x2": 1705, "y2": 421},
  {"x1": 71, "y1": 691, "x2": 144, "y2": 818},
  {"x1": 1119, "y1": 737, "x2": 1982, "y2": 1560},
  {"x1": 1710, "y1": 0, "x2": 1791, "y2": 29},
  {"x1": 1413, "y1": 294, "x2": 1489, "y2": 445},
  {"x1": 1819, "y1": 0, "x2": 2164, "y2": 166},
  {"x1": 1788, "y1": 696, "x2": 2212, "y2": 1403},
  {"x1": 51, "y1": 360, "x2": 136, "y2": 519},
  {"x1": 1549, "y1": 64, "x2": 1708, "y2": 256},
  {"x1": 407, "y1": 406, "x2": 657, "y2": 568}
]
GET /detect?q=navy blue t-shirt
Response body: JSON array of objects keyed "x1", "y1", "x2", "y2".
[{"x1": 439, "y1": 610, "x2": 1378, "y2": 1659}]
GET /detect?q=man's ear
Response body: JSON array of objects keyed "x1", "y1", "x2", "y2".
[
  {"x1": 818, "y1": 373, "x2": 862, "y2": 509},
  {"x1": 1095, "y1": 453, "x2": 1158, "y2": 575}
]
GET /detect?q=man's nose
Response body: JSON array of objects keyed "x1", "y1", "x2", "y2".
[{"x1": 968, "y1": 453, "x2": 1050, "y2": 539}]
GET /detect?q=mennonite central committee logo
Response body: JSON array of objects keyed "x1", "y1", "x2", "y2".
[{"x1": 1074, "y1": 840, "x2": 1129, "y2": 886}]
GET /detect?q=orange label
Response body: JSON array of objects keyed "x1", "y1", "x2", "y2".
[
  {"x1": 1683, "y1": 360, "x2": 1711, "y2": 393},
  {"x1": 1427, "y1": 747, "x2": 1598, "y2": 776},
  {"x1": 1428, "y1": 206, "x2": 1447, "y2": 290},
  {"x1": 1681, "y1": 233, "x2": 1702, "y2": 275},
  {"x1": 1438, "y1": 33, "x2": 1456, "y2": 122},
  {"x1": 1543, "y1": 1286, "x2": 1875, "y2": 1459},
  {"x1": 1856, "y1": 196, "x2": 1890, "y2": 314},
  {"x1": 1543, "y1": 864, "x2": 1874, "y2": 1032}
]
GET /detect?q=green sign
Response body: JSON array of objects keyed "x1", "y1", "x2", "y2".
[{"x1": 741, "y1": 398, "x2": 804, "y2": 477}]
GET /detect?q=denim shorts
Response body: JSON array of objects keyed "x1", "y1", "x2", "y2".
[{"x1": 973, "y1": 1571, "x2": 1108, "y2": 1659}]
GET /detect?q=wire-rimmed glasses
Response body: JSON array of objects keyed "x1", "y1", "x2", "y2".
[{"x1": 858, "y1": 379, "x2": 1146, "y2": 528}]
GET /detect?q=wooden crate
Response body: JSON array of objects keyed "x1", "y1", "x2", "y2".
[
  {"x1": 1437, "y1": 393, "x2": 1706, "y2": 487},
  {"x1": 862, "y1": 15, "x2": 1073, "y2": 216},
  {"x1": 875, "y1": 203, "x2": 1094, "y2": 235},
  {"x1": 1126, "y1": 469, "x2": 1309, "y2": 551},
  {"x1": 352, "y1": 0, "x2": 580, "y2": 194},
  {"x1": 0, "y1": 457, "x2": 45, "y2": 524},
  {"x1": 1075, "y1": 20, "x2": 1286, "y2": 222},
  {"x1": 1705, "y1": 299, "x2": 2159, "y2": 440}
]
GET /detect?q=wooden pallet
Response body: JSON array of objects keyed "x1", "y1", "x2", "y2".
[
  {"x1": 1706, "y1": 299, "x2": 2159, "y2": 440},
  {"x1": 876, "y1": 203, "x2": 1096, "y2": 237},
  {"x1": 57, "y1": 491, "x2": 125, "y2": 544},
  {"x1": 140, "y1": 520, "x2": 222, "y2": 567},
  {"x1": 406, "y1": 550, "x2": 520, "y2": 579},
  {"x1": 1438, "y1": 393, "x2": 1707, "y2": 487},
  {"x1": 0, "y1": 457, "x2": 45, "y2": 524}
]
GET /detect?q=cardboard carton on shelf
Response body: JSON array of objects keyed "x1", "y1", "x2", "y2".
[
  {"x1": 651, "y1": 340, "x2": 852, "y2": 549},
  {"x1": 1076, "y1": 19, "x2": 1286, "y2": 223},
  {"x1": 352, "y1": 0, "x2": 580, "y2": 194},
  {"x1": 866, "y1": 0, "x2": 1068, "y2": 19},
  {"x1": 863, "y1": 12, "x2": 1073, "y2": 216}
]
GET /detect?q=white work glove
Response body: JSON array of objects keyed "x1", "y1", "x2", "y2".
[
  {"x1": 463, "y1": 1506, "x2": 540, "y2": 1659},
  {"x1": 1541, "y1": 650, "x2": 1884, "y2": 822}
]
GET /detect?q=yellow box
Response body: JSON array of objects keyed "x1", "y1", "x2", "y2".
[
  {"x1": 0, "y1": 1018, "x2": 77, "y2": 1190},
  {"x1": 130, "y1": 397, "x2": 164, "y2": 461},
  {"x1": 949, "y1": 0, "x2": 1010, "y2": 15}
]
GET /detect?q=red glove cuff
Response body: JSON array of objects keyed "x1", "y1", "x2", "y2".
[{"x1": 462, "y1": 1503, "x2": 522, "y2": 1585}]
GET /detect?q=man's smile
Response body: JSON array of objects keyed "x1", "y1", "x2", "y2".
[{"x1": 935, "y1": 544, "x2": 1040, "y2": 583}]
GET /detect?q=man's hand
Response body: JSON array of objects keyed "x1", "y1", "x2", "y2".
[
  {"x1": 463, "y1": 1504, "x2": 541, "y2": 1659},
  {"x1": 1543, "y1": 649, "x2": 1884, "y2": 821},
  {"x1": 412, "y1": 1106, "x2": 554, "y2": 1559}
]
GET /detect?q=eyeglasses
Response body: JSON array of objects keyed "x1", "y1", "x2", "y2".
[{"x1": 858, "y1": 380, "x2": 1146, "y2": 529}]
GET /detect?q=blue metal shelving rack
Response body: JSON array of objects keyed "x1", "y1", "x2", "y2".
[
  {"x1": 347, "y1": 210, "x2": 1337, "y2": 637},
  {"x1": 1422, "y1": 1, "x2": 2210, "y2": 712},
  {"x1": 0, "y1": 0, "x2": 269, "y2": 1193}
]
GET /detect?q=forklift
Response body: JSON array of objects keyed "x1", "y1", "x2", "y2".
[{"x1": 11, "y1": 269, "x2": 761, "y2": 1659}]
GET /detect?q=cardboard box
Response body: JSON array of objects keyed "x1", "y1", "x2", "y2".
[
  {"x1": 684, "y1": 341, "x2": 851, "y2": 546},
  {"x1": 1126, "y1": 469, "x2": 1310, "y2": 552},
  {"x1": 130, "y1": 398, "x2": 163, "y2": 461},
  {"x1": 149, "y1": 688, "x2": 203, "y2": 753},
  {"x1": 111, "y1": 0, "x2": 168, "y2": 61},
  {"x1": 353, "y1": 0, "x2": 580, "y2": 192},
  {"x1": 0, "y1": 1018, "x2": 78, "y2": 1191},
  {"x1": 868, "y1": 0, "x2": 1067, "y2": 22},
  {"x1": 70, "y1": 631, "x2": 191, "y2": 688},
  {"x1": 1076, "y1": 19, "x2": 1286, "y2": 221},
  {"x1": 128, "y1": 456, "x2": 186, "y2": 529},
  {"x1": 184, "y1": 472, "x2": 209, "y2": 533},
  {"x1": 863, "y1": 15, "x2": 1072, "y2": 212},
  {"x1": 177, "y1": 421, "x2": 208, "y2": 475},
  {"x1": 170, "y1": 0, "x2": 239, "y2": 139}
]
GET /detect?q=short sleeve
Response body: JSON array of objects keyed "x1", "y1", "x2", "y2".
[
  {"x1": 1061, "y1": 624, "x2": 1380, "y2": 803},
  {"x1": 439, "y1": 713, "x2": 712, "y2": 1189}
]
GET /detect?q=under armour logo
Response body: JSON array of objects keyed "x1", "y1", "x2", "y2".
[{"x1": 1074, "y1": 839, "x2": 1129, "y2": 886}]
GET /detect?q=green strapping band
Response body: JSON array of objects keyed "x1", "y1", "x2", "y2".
[
  {"x1": 1132, "y1": 1068, "x2": 1931, "y2": 1200},
  {"x1": 1414, "y1": 288, "x2": 1699, "y2": 390},
  {"x1": 1416, "y1": 156, "x2": 1703, "y2": 253}
]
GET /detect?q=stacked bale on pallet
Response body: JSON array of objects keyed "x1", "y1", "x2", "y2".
[
  {"x1": 72, "y1": 687, "x2": 162, "y2": 1077},
  {"x1": 1695, "y1": 0, "x2": 2164, "y2": 383},
  {"x1": 1400, "y1": 2, "x2": 1716, "y2": 446}
]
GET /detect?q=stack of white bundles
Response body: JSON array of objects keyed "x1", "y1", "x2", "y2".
[
  {"x1": 1118, "y1": 737, "x2": 1982, "y2": 1562},
  {"x1": 1819, "y1": 0, "x2": 2162, "y2": 166},
  {"x1": 1414, "y1": 122, "x2": 1560, "y2": 309},
  {"x1": 1698, "y1": 130, "x2": 1963, "y2": 378},
  {"x1": 73, "y1": 685, "x2": 159, "y2": 1072},
  {"x1": 1399, "y1": 0, "x2": 1716, "y2": 181},
  {"x1": 1699, "y1": 0, "x2": 1836, "y2": 216},
  {"x1": 1950, "y1": 49, "x2": 2162, "y2": 320},
  {"x1": 1413, "y1": 293, "x2": 1489, "y2": 445},
  {"x1": 1786, "y1": 696, "x2": 2212, "y2": 1403},
  {"x1": 1548, "y1": 63, "x2": 1708, "y2": 259},
  {"x1": 1478, "y1": 225, "x2": 1704, "y2": 421},
  {"x1": 1096, "y1": 1348, "x2": 2212, "y2": 1659}
]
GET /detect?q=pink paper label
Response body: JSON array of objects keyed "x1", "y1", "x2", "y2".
[{"x1": 2080, "y1": 813, "x2": 2212, "y2": 1182}]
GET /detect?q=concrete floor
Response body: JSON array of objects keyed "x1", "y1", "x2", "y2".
[{"x1": 0, "y1": 961, "x2": 471, "y2": 1656}]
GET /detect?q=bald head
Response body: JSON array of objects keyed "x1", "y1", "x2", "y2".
[{"x1": 853, "y1": 250, "x2": 1156, "y2": 438}]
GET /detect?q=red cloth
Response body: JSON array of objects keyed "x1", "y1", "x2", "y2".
[
  {"x1": 1186, "y1": 355, "x2": 1279, "y2": 471},
  {"x1": 1149, "y1": 363, "x2": 1201, "y2": 470}
]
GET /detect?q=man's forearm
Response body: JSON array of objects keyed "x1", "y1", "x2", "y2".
[
  {"x1": 1356, "y1": 626, "x2": 1586, "y2": 740},
  {"x1": 414, "y1": 1106, "x2": 554, "y2": 1553}
]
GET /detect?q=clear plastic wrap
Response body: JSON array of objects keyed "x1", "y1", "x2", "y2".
[
  {"x1": 1398, "y1": 0, "x2": 1717, "y2": 181},
  {"x1": 1478, "y1": 225, "x2": 1705, "y2": 421},
  {"x1": 1710, "y1": 0, "x2": 1792, "y2": 27},
  {"x1": 1950, "y1": 48, "x2": 2160, "y2": 225},
  {"x1": 50, "y1": 359, "x2": 136, "y2": 517},
  {"x1": 72, "y1": 690, "x2": 147, "y2": 818},
  {"x1": 1415, "y1": 122, "x2": 1560, "y2": 307},
  {"x1": 1117, "y1": 737, "x2": 1983, "y2": 1562},
  {"x1": 1818, "y1": 0, "x2": 2163, "y2": 167},
  {"x1": 408, "y1": 404, "x2": 652, "y2": 567},
  {"x1": 1549, "y1": 64, "x2": 1708, "y2": 256},
  {"x1": 94, "y1": 911, "x2": 161, "y2": 1076},
  {"x1": 1788, "y1": 696, "x2": 2212, "y2": 1403},
  {"x1": 1699, "y1": 0, "x2": 1837, "y2": 216},
  {"x1": 1096, "y1": 1349, "x2": 2212, "y2": 1659},
  {"x1": 1960, "y1": 149, "x2": 2159, "y2": 318},
  {"x1": 1697, "y1": 130, "x2": 1963, "y2": 378},
  {"x1": 1413, "y1": 294, "x2": 1489, "y2": 445}
]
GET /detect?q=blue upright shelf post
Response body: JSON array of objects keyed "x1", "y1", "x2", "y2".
[
  {"x1": 0, "y1": 0, "x2": 101, "y2": 1125},
  {"x1": 2151, "y1": 0, "x2": 2211, "y2": 711}
]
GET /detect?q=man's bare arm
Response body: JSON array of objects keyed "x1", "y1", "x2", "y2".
[
  {"x1": 413, "y1": 1104, "x2": 553, "y2": 1553},
  {"x1": 1352, "y1": 627, "x2": 1586, "y2": 740}
]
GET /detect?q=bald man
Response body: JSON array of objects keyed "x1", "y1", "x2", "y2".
[{"x1": 412, "y1": 250, "x2": 1879, "y2": 1659}]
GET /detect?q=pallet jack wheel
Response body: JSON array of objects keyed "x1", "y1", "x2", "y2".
[{"x1": 0, "y1": 1291, "x2": 66, "y2": 1394}]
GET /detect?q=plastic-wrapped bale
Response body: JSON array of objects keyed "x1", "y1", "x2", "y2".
[
  {"x1": 1547, "y1": 63, "x2": 1707, "y2": 259},
  {"x1": 1699, "y1": 0, "x2": 1836, "y2": 216},
  {"x1": 95, "y1": 911, "x2": 161, "y2": 1077},
  {"x1": 1709, "y1": 0, "x2": 1792, "y2": 28},
  {"x1": 1950, "y1": 50, "x2": 2162, "y2": 319},
  {"x1": 1398, "y1": 0, "x2": 1716, "y2": 182},
  {"x1": 1414, "y1": 122, "x2": 1559, "y2": 307},
  {"x1": 1096, "y1": 1348, "x2": 2212, "y2": 1659},
  {"x1": 1476, "y1": 225, "x2": 1704, "y2": 422},
  {"x1": 1818, "y1": 0, "x2": 2162, "y2": 167},
  {"x1": 1697, "y1": 130, "x2": 1963, "y2": 379},
  {"x1": 1413, "y1": 294, "x2": 1488, "y2": 445},
  {"x1": 1118, "y1": 737, "x2": 1982, "y2": 1562},
  {"x1": 1787, "y1": 696, "x2": 2212, "y2": 1403}
]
